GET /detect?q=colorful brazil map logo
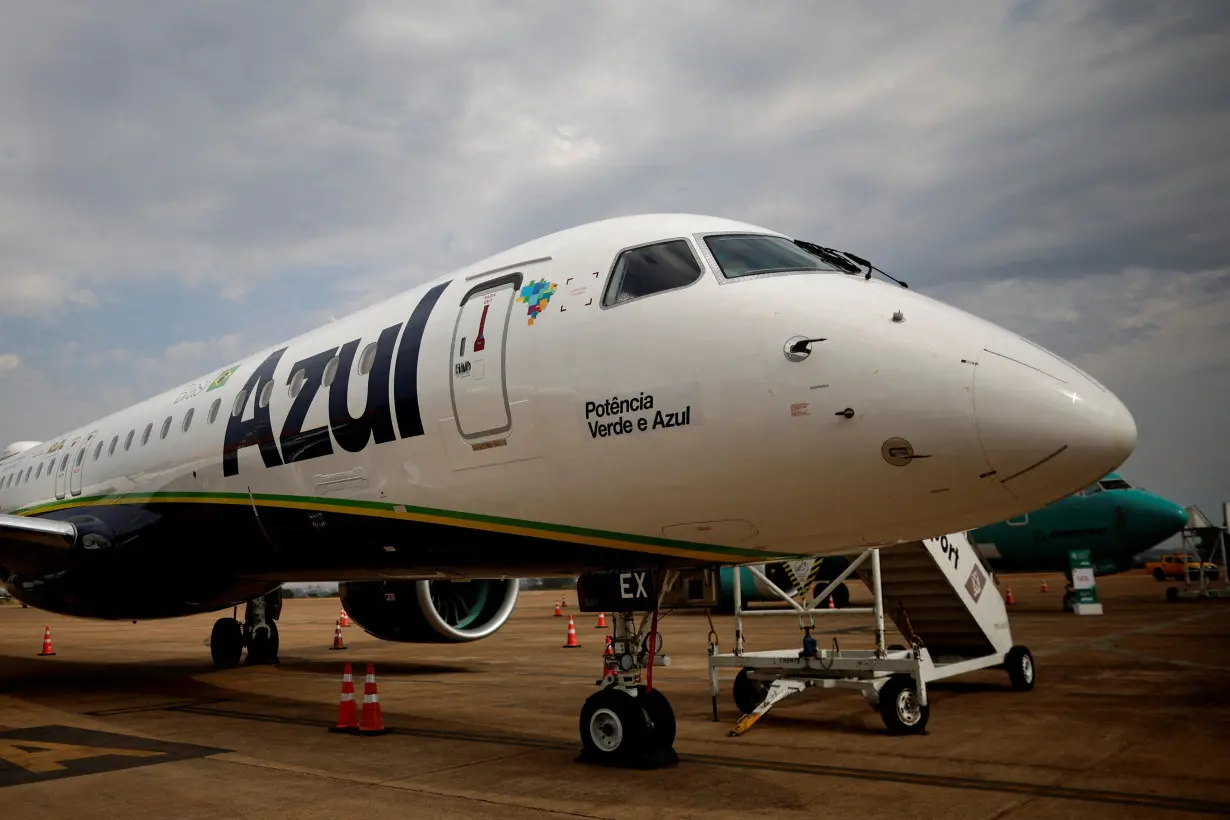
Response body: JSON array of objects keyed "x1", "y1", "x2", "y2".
[{"x1": 516, "y1": 278, "x2": 557, "y2": 326}]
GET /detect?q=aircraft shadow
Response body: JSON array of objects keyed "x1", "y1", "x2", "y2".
[{"x1": 271, "y1": 658, "x2": 471, "y2": 677}]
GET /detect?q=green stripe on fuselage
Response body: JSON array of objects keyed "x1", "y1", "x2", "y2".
[{"x1": 12, "y1": 490, "x2": 773, "y2": 564}]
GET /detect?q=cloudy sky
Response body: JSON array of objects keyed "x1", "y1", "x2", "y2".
[{"x1": 2, "y1": 1, "x2": 1228, "y2": 534}]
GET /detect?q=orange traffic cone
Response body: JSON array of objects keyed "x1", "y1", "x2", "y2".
[
  {"x1": 38, "y1": 625, "x2": 55, "y2": 656},
  {"x1": 330, "y1": 620, "x2": 347, "y2": 650},
  {"x1": 358, "y1": 664, "x2": 388, "y2": 735},
  {"x1": 827, "y1": 594, "x2": 836, "y2": 610},
  {"x1": 329, "y1": 662, "x2": 359, "y2": 733},
  {"x1": 596, "y1": 635, "x2": 614, "y2": 681},
  {"x1": 559, "y1": 597, "x2": 567, "y2": 609},
  {"x1": 1005, "y1": 586, "x2": 1015, "y2": 605},
  {"x1": 595, "y1": 612, "x2": 607, "y2": 628},
  {"x1": 562, "y1": 615, "x2": 582, "y2": 648},
  {"x1": 1040, "y1": 579, "x2": 1049, "y2": 593},
  {"x1": 339, "y1": 608, "x2": 351, "y2": 627},
  {"x1": 553, "y1": 601, "x2": 561, "y2": 617}
]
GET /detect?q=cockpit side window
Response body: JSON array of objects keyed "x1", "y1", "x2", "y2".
[
  {"x1": 602, "y1": 239, "x2": 703, "y2": 307},
  {"x1": 1097, "y1": 478, "x2": 1132, "y2": 491},
  {"x1": 703, "y1": 233, "x2": 843, "y2": 279}
]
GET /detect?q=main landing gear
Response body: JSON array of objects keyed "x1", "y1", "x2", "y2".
[
  {"x1": 578, "y1": 610, "x2": 678, "y2": 769},
  {"x1": 210, "y1": 588, "x2": 282, "y2": 668}
]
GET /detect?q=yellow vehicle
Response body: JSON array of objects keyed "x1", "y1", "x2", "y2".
[{"x1": 1145, "y1": 552, "x2": 1220, "y2": 582}]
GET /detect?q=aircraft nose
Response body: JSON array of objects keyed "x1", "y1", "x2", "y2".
[
  {"x1": 973, "y1": 336, "x2": 1137, "y2": 505},
  {"x1": 1152, "y1": 500, "x2": 1190, "y2": 540}
]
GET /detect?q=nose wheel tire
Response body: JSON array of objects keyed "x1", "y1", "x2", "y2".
[
  {"x1": 246, "y1": 620, "x2": 280, "y2": 665},
  {"x1": 578, "y1": 686, "x2": 678, "y2": 769},
  {"x1": 878, "y1": 674, "x2": 928, "y2": 735}
]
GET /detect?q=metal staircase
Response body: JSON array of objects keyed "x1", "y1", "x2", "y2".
[
  {"x1": 706, "y1": 531, "x2": 1033, "y2": 737},
  {"x1": 853, "y1": 532, "x2": 1013, "y2": 659}
]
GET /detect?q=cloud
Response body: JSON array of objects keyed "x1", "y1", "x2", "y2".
[
  {"x1": 934, "y1": 266, "x2": 1230, "y2": 387},
  {"x1": 0, "y1": 354, "x2": 18, "y2": 377},
  {"x1": 0, "y1": 0, "x2": 1227, "y2": 517}
]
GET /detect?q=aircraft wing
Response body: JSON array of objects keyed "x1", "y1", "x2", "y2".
[{"x1": 0, "y1": 513, "x2": 77, "y2": 575}]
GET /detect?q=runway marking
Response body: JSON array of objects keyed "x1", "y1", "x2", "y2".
[
  {"x1": 84, "y1": 697, "x2": 232, "y2": 717},
  {"x1": 162, "y1": 703, "x2": 1230, "y2": 815},
  {"x1": 210, "y1": 753, "x2": 610, "y2": 819},
  {"x1": 0, "y1": 725, "x2": 228, "y2": 788}
]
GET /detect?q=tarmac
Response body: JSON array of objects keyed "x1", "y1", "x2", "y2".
[{"x1": 1, "y1": 573, "x2": 1228, "y2": 819}]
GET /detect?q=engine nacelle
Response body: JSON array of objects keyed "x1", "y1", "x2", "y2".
[{"x1": 338, "y1": 578, "x2": 519, "y2": 643}]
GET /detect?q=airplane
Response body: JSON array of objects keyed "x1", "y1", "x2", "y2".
[
  {"x1": 0, "y1": 212, "x2": 1137, "y2": 766},
  {"x1": 968, "y1": 472, "x2": 1189, "y2": 577},
  {"x1": 715, "y1": 471, "x2": 1187, "y2": 611}
]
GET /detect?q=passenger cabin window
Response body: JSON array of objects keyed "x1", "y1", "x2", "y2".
[
  {"x1": 25, "y1": 466, "x2": 32, "y2": 482},
  {"x1": 93, "y1": 441, "x2": 103, "y2": 461},
  {"x1": 1006, "y1": 514, "x2": 1029, "y2": 526},
  {"x1": 160, "y1": 416, "x2": 172, "y2": 440},
  {"x1": 232, "y1": 389, "x2": 248, "y2": 418},
  {"x1": 703, "y1": 234, "x2": 843, "y2": 279},
  {"x1": 35, "y1": 463, "x2": 42, "y2": 479},
  {"x1": 141, "y1": 423, "x2": 153, "y2": 446},
  {"x1": 208, "y1": 397, "x2": 222, "y2": 424},
  {"x1": 357, "y1": 342, "x2": 378, "y2": 376},
  {"x1": 289, "y1": 369, "x2": 307, "y2": 398},
  {"x1": 322, "y1": 356, "x2": 339, "y2": 387},
  {"x1": 258, "y1": 380, "x2": 274, "y2": 409},
  {"x1": 602, "y1": 239, "x2": 704, "y2": 307},
  {"x1": 125, "y1": 430, "x2": 135, "y2": 450},
  {"x1": 109, "y1": 435, "x2": 118, "y2": 455},
  {"x1": 182, "y1": 407, "x2": 195, "y2": 432}
]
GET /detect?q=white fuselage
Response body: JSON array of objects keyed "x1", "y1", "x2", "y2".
[{"x1": 0, "y1": 213, "x2": 1136, "y2": 575}]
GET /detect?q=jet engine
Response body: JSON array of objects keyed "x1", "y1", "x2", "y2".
[{"x1": 338, "y1": 578, "x2": 520, "y2": 643}]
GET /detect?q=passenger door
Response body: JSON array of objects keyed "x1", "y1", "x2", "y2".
[
  {"x1": 450, "y1": 273, "x2": 521, "y2": 444},
  {"x1": 69, "y1": 433, "x2": 95, "y2": 497},
  {"x1": 53, "y1": 437, "x2": 81, "y2": 501}
]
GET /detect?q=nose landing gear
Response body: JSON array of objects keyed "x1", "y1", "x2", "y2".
[{"x1": 577, "y1": 610, "x2": 678, "y2": 769}]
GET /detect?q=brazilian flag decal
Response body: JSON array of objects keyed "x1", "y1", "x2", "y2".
[{"x1": 206, "y1": 365, "x2": 241, "y2": 392}]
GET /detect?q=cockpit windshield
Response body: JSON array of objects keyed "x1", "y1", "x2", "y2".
[
  {"x1": 703, "y1": 234, "x2": 845, "y2": 279},
  {"x1": 1081, "y1": 476, "x2": 1133, "y2": 495}
]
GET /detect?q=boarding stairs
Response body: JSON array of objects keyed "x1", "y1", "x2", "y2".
[
  {"x1": 852, "y1": 531, "x2": 1013, "y2": 660},
  {"x1": 706, "y1": 530, "x2": 1031, "y2": 737}
]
